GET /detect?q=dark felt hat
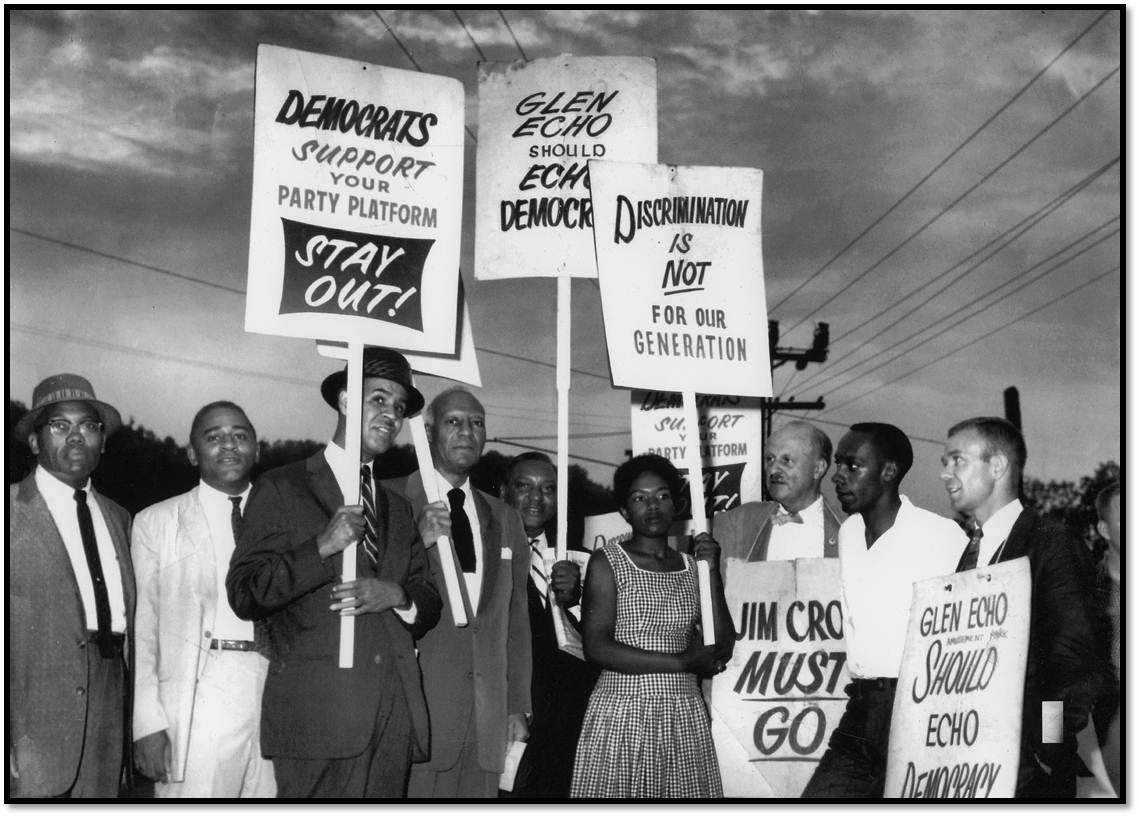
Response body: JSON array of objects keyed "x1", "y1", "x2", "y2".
[
  {"x1": 320, "y1": 346, "x2": 424, "y2": 418},
  {"x1": 15, "y1": 373, "x2": 123, "y2": 439}
]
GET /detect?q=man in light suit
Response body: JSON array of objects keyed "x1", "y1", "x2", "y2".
[
  {"x1": 393, "y1": 387, "x2": 532, "y2": 799},
  {"x1": 131, "y1": 401, "x2": 275, "y2": 797},
  {"x1": 9, "y1": 373, "x2": 135, "y2": 798},
  {"x1": 227, "y1": 347, "x2": 442, "y2": 798},
  {"x1": 941, "y1": 416, "x2": 1102, "y2": 798},
  {"x1": 712, "y1": 420, "x2": 841, "y2": 567}
]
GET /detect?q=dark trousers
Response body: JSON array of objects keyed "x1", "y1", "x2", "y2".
[
  {"x1": 802, "y1": 678, "x2": 897, "y2": 800},
  {"x1": 273, "y1": 671, "x2": 413, "y2": 799},
  {"x1": 65, "y1": 635, "x2": 126, "y2": 799}
]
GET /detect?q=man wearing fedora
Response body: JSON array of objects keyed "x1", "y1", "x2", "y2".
[
  {"x1": 9, "y1": 373, "x2": 136, "y2": 798},
  {"x1": 227, "y1": 346, "x2": 442, "y2": 798}
]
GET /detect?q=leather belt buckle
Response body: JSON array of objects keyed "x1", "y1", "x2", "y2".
[{"x1": 210, "y1": 638, "x2": 256, "y2": 652}]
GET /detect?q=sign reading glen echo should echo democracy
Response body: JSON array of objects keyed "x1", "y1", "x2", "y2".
[
  {"x1": 884, "y1": 557, "x2": 1031, "y2": 799},
  {"x1": 630, "y1": 390, "x2": 764, "y2": 521},
  {"x1": 710, "y1": 559, "x2": 850, "y2": 798},
  {"x1": 590, "y1": 162, "x2": 772, "y2": 397},
  {"x1": 246, "y1": 45, "x2": 464, "y2": 352},
  {"x1": 475, "y1": 56, "x2": 657, "y2": 280}
]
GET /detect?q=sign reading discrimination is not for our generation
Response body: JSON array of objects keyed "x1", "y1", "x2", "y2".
[
  {"x1": 246, "y1": 44, "x2": 464, "y2": 352},
  {"x1": 709, "y1": 558, "x2": 850, "y2": 798},
  {"x1": 590, "y1": 162, "x2": 772, "y2": 397},
  {"x1": 885, "y1": 557, "x2": 1031, "y2": 799},
  {"x1": 475, "y1": 56, "x2": 657, "y2": 280}
]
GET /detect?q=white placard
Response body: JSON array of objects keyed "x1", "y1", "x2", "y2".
[
  {"x1": 246, "y1": 44, "x2": 464, "y2": 352},
  {"x1": 591, "y1": 161, "x2": 772, "y2": 397},
  {"x1": 884, "y1": 557, "x2": 1031, "y2": 799},
  {"x1": 475, "y1": 56, "x2": 657, "y2": 280}
]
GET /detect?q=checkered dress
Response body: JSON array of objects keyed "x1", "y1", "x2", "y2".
[{"x1": 570, "y1": 542, "x2": 722, "y2": 799}]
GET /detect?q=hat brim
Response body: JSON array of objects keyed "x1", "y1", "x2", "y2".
[
  {"x1": 14, "y1": 400, "x2": 123, "y2": 441},
  {"x1": 320, "y1": 371, "x2": 425, "y2": 418}
]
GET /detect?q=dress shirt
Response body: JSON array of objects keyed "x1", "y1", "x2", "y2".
[
  {"x1": 976, "y1": 498, "x2": 1023, "y2": 568},
  {"x1": 766, "y1": 495, "x2": 826, "y2": 561},
  {"x1": 197, "y1": 480, "x2": 254, "y2": 642},
  {"x1": 529, "y1": 530, "x2": 551, "y2": 607},
  {"x1": 431, "y1": 470, "x2": 485, "y2": 612},
  {"x1": 34, "y1": 465, "x2": 127, "y2": 633},
  {"x1": 839, "y1": 496, "x2": 965, "y2": 679},
  {"x1": 323, "y1": 441, "x2": 417, "y2": 623}
]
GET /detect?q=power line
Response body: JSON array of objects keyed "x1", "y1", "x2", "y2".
[
  {"x1": 495, "y1": 431, "x2": 629, "y2": 442},
  {"x1": 488, "y1": 438, "x2": 619, "y2": 468},
  {"x1": 782, "y1": 63, "x2": 1120, "y2": 336},
  {"x1": 771, "y1": 9, "x2": 1112, "y2": 315},
  {"x1": 819, "y1": 265, "x2": 1119, "y2": 415},
  {"x1": 498, "y1": 10, "x2": 529, "y2": 61},
  {"x1": 796, "y1": 160, "x2": 1120, "y2": 394},
  {"x1": 815, "y1": 221, "x2": 1118, "y2": 400},
  {"x1": 453, "y1": 10, "x2": 488, "y2": 62},
  {"x1": 774, "y1": 411, "x2": 946, "y2": 448}
]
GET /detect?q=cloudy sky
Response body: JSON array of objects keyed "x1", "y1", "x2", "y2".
[{"x1": 8, "y1": 8, "x2": 1122, "y2": 512}]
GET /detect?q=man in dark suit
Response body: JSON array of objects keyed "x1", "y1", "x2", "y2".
[
  {"x1": 713, "y1": 420, "x2": 841, "y2": 567},
  {"x1": 941, "y1": 416, "x2": 1102, "y2": 798},
  {"x1": 390, "y1": 387, "x2": 532, "y2": 799},
  {"x1": 227, "y1": 347, "x2": 442, "y2": 798},
  {"x1": 498, "y1": 452, "x2": 599, "y2": 799},
  {"x1": 9, "y1": 373, "x2": 135, "y2": 798}
]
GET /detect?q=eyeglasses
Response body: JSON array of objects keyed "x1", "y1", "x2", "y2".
[{"x1": 41, "y1": 419, "x2": 104, "y2": 438}]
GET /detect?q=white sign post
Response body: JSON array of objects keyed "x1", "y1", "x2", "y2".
[
  {"x1": 246, "y1": 44, "x2": 465, "y2": 667},
  {"x1": 591, "y1": 160, "x2": 771, "y2": 647},
  {"x1": 884, "y1": 557, "x2": 1031, "y2": 799}
]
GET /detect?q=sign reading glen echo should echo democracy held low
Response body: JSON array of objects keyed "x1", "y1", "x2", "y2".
[
  {"x1": 590, "y1": 162, "x2": 772, "y2": 397},
  {"x1": 884, "y1": 557, "x2": 1031, "y2": 799},
  {"x1": 475, "y1": 56, "x2": 657, "y2": 280},
  {"x1": 246, "y1": 45, "x2": 464, "y2": 352},
  {"x1": 710, "y1": 559, "x2": 850, "y2": 798}
]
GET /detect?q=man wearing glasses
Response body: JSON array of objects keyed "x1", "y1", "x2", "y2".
[{"x1": 9, "y1": 373, "x2": 135, "y2": 798}]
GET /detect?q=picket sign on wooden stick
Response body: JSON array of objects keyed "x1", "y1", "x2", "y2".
[
  {"x1": 550, "y1": 276, "x2": 574, "y2": 651},
  {"x1": 681, "y1": 390, "x2": 716, "y2": 647},
  {"x1": 335, "y1": 342, "x2": 364, "y2": 669},
  {"x1": 408, "y1": 412, "x2": 469, "y2": 628}
]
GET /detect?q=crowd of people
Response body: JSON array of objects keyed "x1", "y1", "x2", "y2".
[{"x1": 8, "y1": 349, "x2": 1121, "y2": 801}]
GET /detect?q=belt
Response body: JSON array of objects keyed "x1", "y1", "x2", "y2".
[{"x1": 210, "y1": 638, "x2": 257, "y2": 652}]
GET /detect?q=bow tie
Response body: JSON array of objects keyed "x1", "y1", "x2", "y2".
[{"x1": 772, "y1": 509, "x2": 804, "y2": 525}]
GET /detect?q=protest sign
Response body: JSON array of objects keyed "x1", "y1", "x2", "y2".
[
  {"x1": 630, "y1": 390, "x2": 764, "y2": 521},
  {"x1": 710, "y1": 558, "x2": 849, "y2": 798},
  {"x1": 884, "y1": 557, "x2": 1031, "y2": 799},
  {"x1": 246, "y1": 44, "x2": 464, "y2": 353},
  {"x1": 475, "y1": 56, "x2": 657, "y2": 280},
  {"x1": 582, "y1": 512, "x2": 631, "y2": 552},
  {"x1": 590, "y1": 161, "x2": 771, "y2": 397}
]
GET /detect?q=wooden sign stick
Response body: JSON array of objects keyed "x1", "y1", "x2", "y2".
[
  {"x1": 681, "y1": 389, "x2": 716, "y2": 647},
  {"x1": 551, "y1": 275, "x2": 574, "y2": 651},
  {"x1": 337, "y1": 342, "x2": 364, "y2": 669}
]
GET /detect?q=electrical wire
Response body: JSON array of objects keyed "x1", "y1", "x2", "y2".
[
  {"x1": 453, "y1": 10, "x2": 488, "y2": 62},
  {"x1": 498, "y1": 10, "x2": 529, "y2": 61}
]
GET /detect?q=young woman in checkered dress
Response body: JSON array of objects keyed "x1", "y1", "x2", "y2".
[{"x1": 571, "y1": 454, "x2": 734, "y2": 798}]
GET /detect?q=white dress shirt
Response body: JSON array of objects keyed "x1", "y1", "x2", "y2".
[
  {"x1": 766, "y1": 495, "x2": 826, "y2": 561},
  {"x1": 35, "y1": 465, "x2": 128, "y2": 632},
  {"x1": 196, "y1": 479, "x2": 254, "y2": 642},
  {"x1": 430, "y1": 470, "x2": 486, "y2": 611},
  {"x1": 976, "y1": 498, "x2": 1023, "y2": 567},
  {"x1": 839, "y1": 495, "x2": 965, "y2": 679}
]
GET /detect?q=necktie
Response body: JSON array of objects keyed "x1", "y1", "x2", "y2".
[
  {"x1": 360, "y1": 465, "x2": 380, "y2": 564},
  {"x1": 229, "y1": 496, "x2": 243, "y2": 543},
  {"x1": 448, "y1": 488, "x2": 476, "y2": 573},
  {"x1": 956, "y1": 523, "x2": 983, "y2": 572},
  {"x1": 772, "y1": 508, "x2": 804, "y2": 525},
  {"x1": 75, "y1": 489, "x2": 115, "y2": 658},
  {"x1": 530, "y1": 538, "x2": 548, "y2": 607}
]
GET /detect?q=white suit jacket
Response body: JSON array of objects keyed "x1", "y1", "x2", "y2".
[{"x1": 131, "y1": 486, "x2": 232, "y2": 782}]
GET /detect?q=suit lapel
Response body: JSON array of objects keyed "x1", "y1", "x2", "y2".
[
  {"x1": 473, "y1": 489, "x2": 498, "y2": 615},
  {"x1": 19, "y1": 475, "x2": 88, "y2": 627},
  {"x1": 822, "y1": 501, "x2": 841, "y2": 558},
  {"x1": 747, "y1": 504, "x2": 777, "y2": 561},
  {"x1": 184, "y1": 487, "x2": 219, "y2": 606},
  {"x1": 990, "y1": 507, "x2": 1033, "y2": 565}
]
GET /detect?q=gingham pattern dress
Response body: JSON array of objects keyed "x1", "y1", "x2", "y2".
[{"x1": 570, "y1": 542, "x2": 723, "y2": 798}]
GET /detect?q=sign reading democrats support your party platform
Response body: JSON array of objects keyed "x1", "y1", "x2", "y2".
[
  {"x1": 475, "y1": 56, "x2": 657, "y2": 280},
  {"x1": 710, "y1": 558, "x2": 849, "y2": 798},
  {"x1": 246, "y1": 45, "x2": 464, "y2": 351},
  {"x1": 590, "y1": 162, "x2": 772, "y2": 396},
  {"x1": 885, "y1": 557, "x2": 1030, "y2": 799}
]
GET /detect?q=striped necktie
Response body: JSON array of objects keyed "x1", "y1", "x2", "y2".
[
  {"x1": 530, "y1": 538, "x2": 548, "y2": 607},
  {"x1": 360, "y1": 464, "x2": 380, "y2": 564}
]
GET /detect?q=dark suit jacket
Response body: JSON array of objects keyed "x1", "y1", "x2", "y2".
[
  {"x1": 712, "y1": 498, "x2": 841, "y2": 573},
  {"x1": 386, "y1": 471, "x2": 532, "y2": 774},
  {"x1": 226, "y1": 451, "x2": 441, "y2": 761},
  {"x1": 511, "y1": 523, "x2": 600, "y2": 798},
  {"x1": 986, "y1": 507, "x2": 1102, "y2": 791},
  {"x1": 8, "y1": 473, "x2": 135, "y2": 797}
]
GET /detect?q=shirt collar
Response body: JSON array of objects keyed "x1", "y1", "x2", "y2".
[
  {"x1": 197, "y1": 478, "x2": 251, "y2": 504},
  {"x1": 980, "y1": 498, "x2": 1023, "y2": 548},
  {"x1": 782, "y1": 495, "x2": 824, "y2": 519},
  {"x1": 35, "y1": 464, "x2": 91, "y2": 499}
]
